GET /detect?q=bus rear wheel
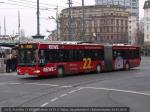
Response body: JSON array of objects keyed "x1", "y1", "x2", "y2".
[
  {"x1": 96, "y1": 64, "x2": 102, "y2": 73},
  {"x1": 57, "y1": 67, "x2": 64, "y2": 77}
]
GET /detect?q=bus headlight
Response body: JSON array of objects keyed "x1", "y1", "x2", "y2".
[
  {"x1": 17, "y1": 69, "x2": 21, "y2": 73},
  {"x1": 34, "y1": 70, "x2": 40, "y2": 73}
]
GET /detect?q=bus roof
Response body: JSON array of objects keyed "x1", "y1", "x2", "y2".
[
  {"x1": 20, "y1": 40, "x2": 102, "y2": 46},
  {"x1": 20, "y1": 39, "x2": 140, "y2": 48}
]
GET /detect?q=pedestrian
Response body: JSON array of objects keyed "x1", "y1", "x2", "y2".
[
  {"x1": 11, "y1": 56, "x2": 17, "y2": 71},
  {"x1": 6, "y1": 54, "x2": 12, "y2": 73}
]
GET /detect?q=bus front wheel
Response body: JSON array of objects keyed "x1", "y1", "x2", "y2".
[
  {"x1": 96, "y1": 64, "x2": 102, "y2": 73},
  {"x1": 57, "y1": 67, "x2": 64, "y2": 77}
]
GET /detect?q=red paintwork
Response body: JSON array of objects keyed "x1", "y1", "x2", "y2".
[
  {"x1": 17, "y1": 42, "x2": 141, "y2": 76},
  {"x1": 17, "y1": 43, "x2": 104, "y2": 76}
]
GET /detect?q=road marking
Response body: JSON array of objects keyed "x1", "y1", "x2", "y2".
[
  {"x1": 26, "y1": 83, "x2": 59, "y2": 87},
  {"x1": 0, "y1": 82, "x2": 73, "y2": 89},
  {"x1": 61, "y1": 86, "x2": 72, "y2": 88},
  {"x1": 60, "y1": 94, "x2": 68, "y2": 98},
  {"x1": 76, "y1": 88, "x2": 84, "y2": 91},
  {"x1": 68, "y1": 90, "x2": 77, "y2": 94},
  {"x1": 0, "y1": 82, "x2": 21, "y2": 85},
  {"x1": 50, "y1": 97, "x2": 58, "y2": 102},
  {"x1": 40, "y1": 102, "x2": 49, "y2": 107},
  {"x1": 81, "y1": 87, "x2": 150, "y2": 96},
  {"x1": 0, "y1": 73, "x2": 17, "y2": 76}
]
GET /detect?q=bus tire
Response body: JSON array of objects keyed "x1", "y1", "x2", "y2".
[
  {"x1": 96, "y1": 64, "x2": 102, "y2": 73},
  {"x1": 57, "y1": 66, "x2": 64, "y2": 77},
  {"x1": 125, "y1": 63, "x2": 130, "y2": 70}
]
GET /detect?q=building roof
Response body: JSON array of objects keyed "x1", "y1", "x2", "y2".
[
  {"x1": 143, "y1": 0, "x2": 150, "y2": 9},
  {"x1": 61, "y1": 5, "x2": 126, "y2": 13}
]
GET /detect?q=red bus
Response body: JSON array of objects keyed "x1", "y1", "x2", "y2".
[{"x1": 17, "y1": 41, "x2": 141, "y2": 77}]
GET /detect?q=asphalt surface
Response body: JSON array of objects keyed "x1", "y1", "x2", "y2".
[{"x1": 0, "y1": 57, "x2": 150, "y2": 112}]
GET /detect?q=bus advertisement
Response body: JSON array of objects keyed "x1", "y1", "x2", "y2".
[{"x1": 17, "y1": 42, "x2": 141, "y2": 77}]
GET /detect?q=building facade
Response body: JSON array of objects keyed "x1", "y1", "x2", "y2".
[
  {"x1": 95, "y1": 0, "x2": 139, "y2": 44},
  {"x1": 143, "y1": 0, "x2": 150, "y2": 44},
  {"x1": 95, "y1": 0, "x2": 139, "y2": 16},
  {"x1": 128, "y1": 15, "x2": 139, "y2": 44},
  {"x1": 59, "y1": 5, "x2": 129, "y2": 43}
]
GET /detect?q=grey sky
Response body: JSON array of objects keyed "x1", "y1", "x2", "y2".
[{"x1": 0, "y1": 0, "x2": 146, "y2": 37}]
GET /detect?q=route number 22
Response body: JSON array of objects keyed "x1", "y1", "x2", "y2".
[{"x1": 83, "y1": 58, "x2": 92, "y2": 69}]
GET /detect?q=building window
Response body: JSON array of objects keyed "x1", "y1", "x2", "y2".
[
  {"x1": 107, "y1": 27, "x2": 109, "y2": 32},
  {"x1": 116, "y1": 19, "x2": 119, "y2": 25},
  {"x1": 121, "y1": 20, "x2": 123, "y2": 25},
  {"x1": 129, "y1": 26, "x2": 131, "y2": 29},
  {"x1": 125, "y1": 20, "x2": 128, "y2": 25},
  {"x1": 117, "y1": 27, "x2": 119, "y2": 33},
  {"x1": 111, "y1": 19, "x2": 113, "y2": 24}
]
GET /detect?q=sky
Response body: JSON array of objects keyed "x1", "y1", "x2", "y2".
[{"x1": 0, "y1": 0, "x2": 146, "y2": 37}]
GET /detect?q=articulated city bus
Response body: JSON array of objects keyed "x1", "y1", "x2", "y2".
[{"x1": 17, "y1": 41, "x2": 141, "y2": 77}]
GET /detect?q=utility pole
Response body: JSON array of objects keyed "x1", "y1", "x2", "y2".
[
  {"x1": 37, "y1": 0, "x2": 40, "y2": 35},
  {"x1": 82, "y1": 0, "x2": 85, "y2": 41},
  {"x1": 56, "y1": 4, "x2": 59, "y2": 41},
  {"x1": 18, "y1": 10, "x2": 21, "y2": 41},
  {"x1": 0, "y1": 24, "x2": 1, "y2": 35},
  {"x1": 4, "y1": 16, "x2": 6, "y2": 36}
]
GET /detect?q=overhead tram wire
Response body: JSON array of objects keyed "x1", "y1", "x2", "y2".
[
  {"x1": 0, "y1": 8, "x2": 31, "y2": 10},
  {"x1": 72, "y1": 1, "x2": 81, "y2": 5},
  {"x1": 4, "y1": 2, "x2": 56, "y2": 11},
  {"x1": 7, "y1": 0, "x2": 57, "y2": 10},
  {"x1": 19, "y1": 0, "x2": 65, "y2": 7},
  {"x1": 4, "y1": 2, "x2": 38, "y2": 9},
  {"x1": 8, "y1": 0, "x2": 66, "y2": 8}
]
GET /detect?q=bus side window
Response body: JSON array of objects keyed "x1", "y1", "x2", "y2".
[
  {"x1": 98, "y1": 49, "x2": 104, "y2": 60},
  {"x1": 45, "y1": 50, "x2": 53, "y2": 62},
  {"x1": 64, "y1": 50, "x2": 69, "y2": 62},
  {"x1": 113, "y1": 50, "x2": 125, "y2": 59},
  {"x1": 78, "y1": 50, "x2": 84, "y2": 61},
  {"x1": 90, "y1": 50, "x2": 98, "y2": 61},
  {"x1": 132, "y1": 50, "x2": 140, "y2": 59},
  {"x1": 62, "y1": 50, "x2": 68, "y2": 62},
  {"x1": 113, "y1": 50, "x2": 117, "y2": 59},
  {"x1": 73, "y1": 50, "x2": 77, "y2": 61}
]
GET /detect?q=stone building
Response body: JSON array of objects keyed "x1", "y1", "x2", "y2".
[
  {"x1": 95, "y1": 0, "x2": 139, "y2": 16},
  {"x1": 59, "y1": 5, "x2": 129, "y2": 43},
  {"x1": 143, "y1": 0, "x2": 150, "y2": 44},
  {"x1": 143, "y1": 0, "x2": 150, "y2": 56},
  {"x1": 95, "y1": 0, "x2": 139, "y2": 44}
]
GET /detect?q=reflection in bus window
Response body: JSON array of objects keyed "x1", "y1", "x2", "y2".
[{"x1": 18, "y1": 50, "x2": 36, "y2": 66}]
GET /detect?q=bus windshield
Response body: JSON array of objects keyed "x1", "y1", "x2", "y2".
[{"x1": 18, "y1": 49, "x2": 36, "y2": 66}]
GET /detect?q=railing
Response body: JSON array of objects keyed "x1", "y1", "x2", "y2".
[{"x1": 0, "y1": 40, "x2": 19, "y2": 44}]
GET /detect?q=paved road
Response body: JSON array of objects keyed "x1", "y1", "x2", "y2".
[{"x1": 0, "y1": 57, "x2": 150, "y2": 112}]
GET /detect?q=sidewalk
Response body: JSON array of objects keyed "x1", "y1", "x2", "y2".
[{"x1": 0, "y1": 72, "x2": 17, "y2": 76}]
